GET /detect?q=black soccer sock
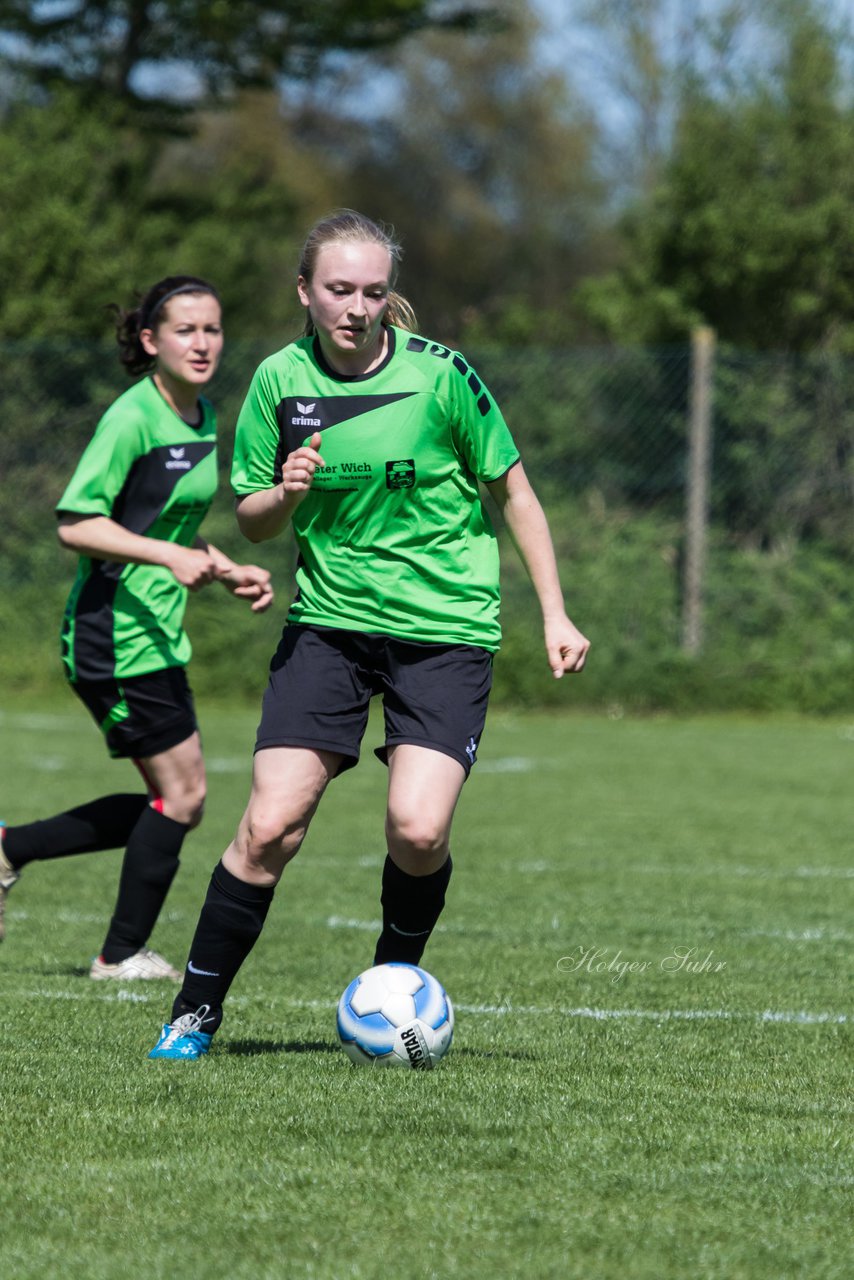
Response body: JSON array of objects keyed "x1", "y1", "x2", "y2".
[
  {"x1": 373, "y1": 854, "x2": 453, "y2": 967},
  {"x1": 1, "y1": 794, "x2": 149, "y2": 869},
  {"x1": 100, "y1": 807, "x2": 189, "y2": 963},
  {"x1": 174, "y1": 862, "x2": 275, "y2": 1023}
]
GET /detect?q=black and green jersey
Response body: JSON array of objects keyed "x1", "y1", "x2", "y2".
[
  {"x1": 58, "y1": 376, "x2": 217, "y2": 683},
  {"x1": 232, "y1": 326, "x2": 520, "y2": 651}
]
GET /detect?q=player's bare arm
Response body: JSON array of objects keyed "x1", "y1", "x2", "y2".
[
  {"x1": 196, "y1": 537, "x2": 275, "y2": 612},
  {"x1": 236, "y1": 432, "x2": 325, "y2": 543},
  {"x1": 58, "y1": 513, "x2": 218, "y2": 590},
  {"x1": 486, "y1": 462, "x2": 590, "y2": 677}
]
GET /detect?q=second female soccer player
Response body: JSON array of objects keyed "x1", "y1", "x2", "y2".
[{"x1": 0, "y1": 277, "x2": 273, "y2": 978}]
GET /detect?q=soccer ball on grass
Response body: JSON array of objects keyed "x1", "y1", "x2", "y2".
[{"x1": 336, "y1": 962, "x2": 454, "y2": 1069}]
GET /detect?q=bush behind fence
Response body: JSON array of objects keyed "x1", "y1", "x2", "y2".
[{"x1": 2, "y1": 338, "x2": 853, "y2": 713}]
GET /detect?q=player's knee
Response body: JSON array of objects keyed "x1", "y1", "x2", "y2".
[
  {"x1": 160, "y1": 778, "x2": 206, "y2": 828},
  {"x1": 183, "y1": 782, "x2": 207, "y2": 830},
  {"x1": 242, "y1": 812, "x2": 305, "y2": 869},
  {"x1": 185, "y1": 796, "x2": 205, "y2": 831},
  {"x1": 386, "y1": 810, "x2": 448, "y2": 861}
]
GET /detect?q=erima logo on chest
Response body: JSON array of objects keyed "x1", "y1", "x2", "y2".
[
  {"x1": 165, "y1": 446, "x2": 191, "y2": 471},
  {"x1": 292, "y1": 401, "x2": 321, "y2": 427}
]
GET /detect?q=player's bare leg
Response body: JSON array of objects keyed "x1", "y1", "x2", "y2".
[
  {"x1": 374, "y1": 745, "x2": 466, "y2": 965},
  {"x1": 151, "y1": 746, "x2": 342, "y2": 1058},
  {"x1": 92, "y1": 732, "x2": 208, "y2": 980},
  {"x1": 222, "y1": 745, "x2": 341, "y2": 885}
]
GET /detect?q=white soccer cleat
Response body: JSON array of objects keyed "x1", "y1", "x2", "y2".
[
  {"x1": 0, "y1": 824, "x2": 20, "y2": 943},
  {"x1": 89, "y1": 948, "x2": 183, "y2": 981}
]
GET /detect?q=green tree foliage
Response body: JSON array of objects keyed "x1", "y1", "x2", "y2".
[
  {"x1": 0, "y1": 0, "x2": 493, "y2": 109},
  {"x1": 293, "y1": 3, "x2": 610, "y2": 344},
  {"x1": 0, "y1": 89, "x2": 162, "y2": 338},
  {"x1": 712, "y1": 348, "x2": 854, "y2": 549},
  {"x1": 0, "y1": 86, "x2": 334, "y2": 338},
  {"x1": 142, "y1": 91, "x2": 340, "y2": 339},
  {"x1": 0, "y1": 2, "x2": 505, "y2": 341},
  {"x1": 579, "y1": 3, "x2": 854, "y2": 352},
  {"x1": 573, "y1": 0, "x2": 762, "y2": 193}
]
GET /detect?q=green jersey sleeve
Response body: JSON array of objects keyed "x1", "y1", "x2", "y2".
[
  {"x1": 445, "y1": 356, "x2": 520, "y2": 484},
  {"x1": 231, "y1": 357, "x2": 283, "y2": 494},
  {"x1": 57, "y1": 403, "x2": 147, "y2": 516}
]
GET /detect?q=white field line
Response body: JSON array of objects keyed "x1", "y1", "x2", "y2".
[
  {"x1": 313, "y1": 860, "x2": 854, "y2": 880},
  {"x1": 26, "y1": 756, "x2": 67, "y2": 772},
  {"x1": 5, "y1": 753, "x2": 540, "y2": 775},
  {"x1": 7, "y1": 909, "x2": 187, "y2": 925},
  {"x1": 636, "y1": 865, "x2": 854, "y2": 880},
  {"x1": 475, "y1": 757, "x2": 537, "y2": 773},
  {"x1": 326, "y1": 915, "x2": 473, "y2": 936},
  {"x1": 14, "y1": 912, "x2": 846, "y2": 951},
  {"x1": 327, "y1": 915, "x2": 382, "y2": 932},
  {"x1": 327, "y1": 855, "x2": 852, "y2": 882},
  {"x1": 456, "y1": 1004, "x2": 848, "y2": 1025},
  {"x1": 483, "y1": 862, "x2": 854, "y2": 880},
  {"x1": 3, "y1": 987, "x2": 847, "y2": 1026},
  {"x1": 205, "y1": 758, "x2": 250, "y2": 774},
  {"x1": 324, "y1": 915, "x2": 853, "y2": 944},
  {"x1": 0, "y1": 711, "x2": 82, "y2": 731},
  {"x1": 8, "y1": 851, "x2": 854, "y2": 881},
  {"x1": 740, "y1": 927, "x2": 854, "y2": 942}
]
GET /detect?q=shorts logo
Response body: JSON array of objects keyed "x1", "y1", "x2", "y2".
[
  {"x1": 386, "y1": 459, "x2": 416, "y2": 490},
  {"x1": 465, "y1": 736, "x2": 478, "y2": 764}
]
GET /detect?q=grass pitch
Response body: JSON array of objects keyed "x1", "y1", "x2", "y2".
[{"x1": 0, "y1": 700, "x2": 851, "y2": 1280}]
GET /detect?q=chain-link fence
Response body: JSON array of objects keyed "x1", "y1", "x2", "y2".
[{"x1": 2, "y1": 337, "x2": 853, "y2": 711}]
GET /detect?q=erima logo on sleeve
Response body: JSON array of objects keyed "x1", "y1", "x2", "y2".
[{"x1": 166, "y1": 447, "x2": 191, "y2": 471}]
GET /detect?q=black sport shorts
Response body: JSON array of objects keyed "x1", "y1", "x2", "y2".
[
  {"x1": 255, "y1": 624, "x2": 493, "y2": 776},
  {"x1": 70, "y1": 666, "x2": 198, "y2": 760}
]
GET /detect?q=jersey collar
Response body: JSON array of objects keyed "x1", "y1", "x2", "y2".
[{"x1": 311, "y1": 326, "x2": 396, "y2": 382}]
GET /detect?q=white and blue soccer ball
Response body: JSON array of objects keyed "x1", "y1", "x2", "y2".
[{"x1": 336, "y1": 962, "x2": 454, "y2": 1069}]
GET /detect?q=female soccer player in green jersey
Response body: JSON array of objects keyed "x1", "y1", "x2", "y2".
[
  {"x1": 149, "y1": 212, "x2": 589, "y2": 1058},
  {"x1": 0, "y1": 276, "x2": 274, "y2": 980}
]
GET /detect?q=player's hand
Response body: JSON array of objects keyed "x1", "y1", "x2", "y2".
[
  {"x1": 218, "y1": 564, "x2": 274, "y2": 613},
  {"x1": 545, "y1": 615, "x2": 590, "y2": 678},
  {"x1": 163, "y1": 545, "x2": 219, "y2": 590},
  {"x1": 281, "y1": 432, "x2": 325, "y2": 497}
]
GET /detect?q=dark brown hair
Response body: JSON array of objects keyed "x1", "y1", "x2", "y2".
[{"x1": 112, "y1": 276, "x2": 220, "y2": 375}]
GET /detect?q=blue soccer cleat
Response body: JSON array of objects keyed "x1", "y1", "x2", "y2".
[{"x1": 148, "y1": 1005, "x2": 215, "y2": 1060}]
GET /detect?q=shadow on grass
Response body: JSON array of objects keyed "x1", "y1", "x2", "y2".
[
  {"x1": 18, "y1": 964, "x2": 93, "y2": 979},
  {"x1": 453, "y1": 1046, "x2": 538, "y2": 1061},
  {"x1": 223, "y1": 1039, "x2": 537, "y2": 1062},
  {"x1": 225, "y1": 1038, "x2": 339, "y2": 1056}
]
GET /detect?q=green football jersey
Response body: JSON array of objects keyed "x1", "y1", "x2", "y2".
[
  {"x1": 231, "y1": 326, "x2": 520, "y2": 651},
  {"x1": 58, "y1": 376, "x2": 218, "y2": 682}
]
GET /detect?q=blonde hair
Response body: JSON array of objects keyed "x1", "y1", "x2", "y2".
[{"x1": 298, "y1": 210, "x2": 417, "y2": 336}]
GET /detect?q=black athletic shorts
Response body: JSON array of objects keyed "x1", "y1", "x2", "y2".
[
  {"x1": 70, "y1": 666, "x2": 198, "y2": 760},
  {"x1": 255, "y1": 624, "x2": 494, "y2": 776}
]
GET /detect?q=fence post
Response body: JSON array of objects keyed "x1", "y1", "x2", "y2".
[{"x1": 682, "y1": 326, "x2": 716, "y2": 654}]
